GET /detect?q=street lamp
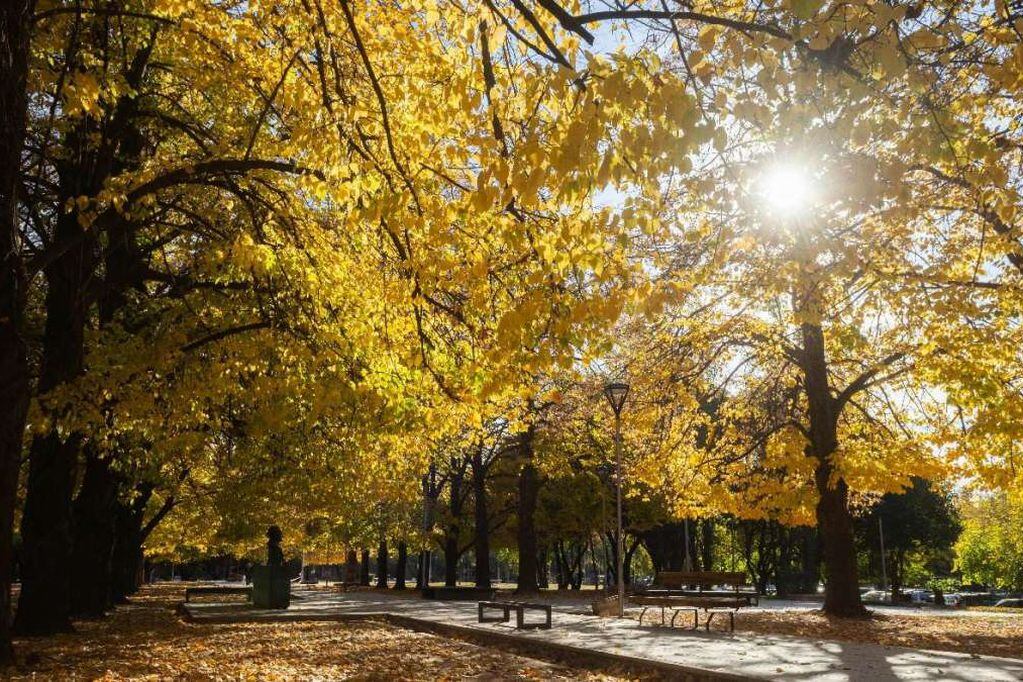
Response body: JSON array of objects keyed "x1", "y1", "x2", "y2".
[{"x1": 603, "y1": 381, "x2": 629, "y2": 617}]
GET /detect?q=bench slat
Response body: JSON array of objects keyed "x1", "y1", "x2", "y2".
[{"x1": 653, "y1": 571, "x2": 748, "y2": 588}]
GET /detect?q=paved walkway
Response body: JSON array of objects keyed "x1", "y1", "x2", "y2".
[{"x1": 181, "y1": 587, "x2": 1023, "y2": 680}]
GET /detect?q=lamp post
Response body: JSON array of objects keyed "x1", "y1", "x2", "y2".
[{"x1": 603, "y1": 381, "x2": 629, "y2": 617}]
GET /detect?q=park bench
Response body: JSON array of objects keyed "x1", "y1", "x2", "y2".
[
  {"x1": 477, "y1": 600, "x2": 552, "y2": 630},
  {"x1": 184, "y1": 585, "x2": 253, "y2": 603},
  {"x1": 631, "y1": 571, "x2": 757, "y2": 632}
]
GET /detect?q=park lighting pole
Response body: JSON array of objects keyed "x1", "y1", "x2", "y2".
[{"x1": 604, "y1": 381, "x2": 629, "y2": 617}]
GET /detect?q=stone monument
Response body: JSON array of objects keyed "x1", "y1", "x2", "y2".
[{"x1": 251, "y1": 525, "x2": 291, "y2": 609}]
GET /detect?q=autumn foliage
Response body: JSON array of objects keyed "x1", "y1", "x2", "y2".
[{"x1": 0, "y1": 0, "x2": 1021, "y2": 658}]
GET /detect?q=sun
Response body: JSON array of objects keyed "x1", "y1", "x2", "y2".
[{"x1": 757, "y1": 162, "x2": 818, "y2": 218}]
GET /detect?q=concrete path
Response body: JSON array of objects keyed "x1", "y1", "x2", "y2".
[{"x1": 181, "y1": 587, "x2": 1023, "y2": 681}]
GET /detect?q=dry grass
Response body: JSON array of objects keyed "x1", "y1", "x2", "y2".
[{"x1": 7, "y1": 585, "x2": 630, "y2": 681}]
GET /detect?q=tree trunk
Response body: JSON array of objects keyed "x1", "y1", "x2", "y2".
[
  {"x1": 415, "y1": 550, "x2": 425, "y2": 589},
  {"x1": 700, "y1": 520, "x2": 715, "y2": 572},
  {"x1": 624, "y1": 537, "x2": 640, "y2": 586},
  {"x1": 70, "y1": 452, "x2": 119, "y2": 617},
  {"x1": 537, "y1": 546, "x2": 549, "y2": 589},
  {"x1": 798, "y1": 526, "x2": 821, "y2": 593},
  {"x1": 0, "y1": 0, "x2": 36, "y2": 658},
  {"x1": 605, "y1": 530, "x2": 618, "y2": 586},
  {"x1": 776, "y1": 527, "x2": 794, "y2": 598},
  {"x1": 110, "y1": 498, "x2": 146, "y2": 603},
  {"x1": 359, "y1": 549, "x2": 370, "y2": 586},
  {"x1": 109, "y1": 480, "x2": 175, "y2": 604},
  {"x1": 110, "y1": 483, "x2": 154, "y2": 603},
  {"x1": 443, "y1": 534, "x2": 459, "y2": 587},
  {"x1": 375, "y1": 540, "x2": 388, "y2": 588},
  {"x1": 394, "y1": 541, "x2": 407, "y2": 589},
  {"x1": 890, "y1": 550, "x2": 905, "y2": 603},
  {"x1": 515, "y1": 427, "x2": 539, "y2": 595},
  {"x1": 554, "y1": 541, "x2": 568, "y2": 589},
  {"x1": 471, "y1": 450, "x2": 491, "y2": 588},
  {"x1": 442, "y1": 456, "x2": 467, "y2": 588},
  {"x1": 344, "y1": 549, "x2": 359, "y2": 585},
  {"x1": 639, "y1": 522, "x2": 684, "y2": 572},
  {"x1": 15, "y1": 204, "x2": 94, "y2": 634},
  {"x1": 801, "y1": 316, "x2": 865, "y2": 617}
]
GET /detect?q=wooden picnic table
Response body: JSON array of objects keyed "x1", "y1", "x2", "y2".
[{"x1": 631, "y1": 571, "x2": 758, "y2": 632}]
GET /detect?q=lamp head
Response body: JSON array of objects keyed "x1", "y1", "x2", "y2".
[{"x1": 603, "y1": 382, "x2": 630, "y2": 416}]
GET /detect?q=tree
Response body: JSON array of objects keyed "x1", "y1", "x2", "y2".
[
  {"x1": 590, "y1": 1, "x2": 1023, "y2": 617},
  {"x1": 860, "y1": 477, "x2": 960, "y2": 601},
  {"x1": 956, "y1": 491, "x2": 1023, "y2": 593},
  {"x1": 9, "y1": 0, "x2": 688, "y2": 635},
  {"x1": 7, "y1": 0, "x2": 1018, "y2": 647},
  {"x1": 0, "y1": 0, "x2": 36, "y2": 658}
]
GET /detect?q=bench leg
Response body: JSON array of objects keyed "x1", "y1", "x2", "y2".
[
  {"x1": 514, "y1": 606, "x2": 551, "y2": 630},
  {"x1": 639, "y1": 606, "x2": 649, "y2": 625},
  {"x1": 704, "y1": 611, "x2": 714, "y2": 632},
  {"x1": 661, "y1": 606, "x2": 666, "y2": 626},
  {"x1": 729, "y1": 611, "x2": 735, "y2": 633}
]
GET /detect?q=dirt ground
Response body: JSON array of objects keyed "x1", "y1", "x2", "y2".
[
  {"x1": 622, "y1": 600, "x2": 1023, "y2": 659},
  {"x1": 346, "y1": 585, "x2": 1023, "y2": 660},
  {"x1": 6, "y1": 585, "x2": 633, "y2": 681}
]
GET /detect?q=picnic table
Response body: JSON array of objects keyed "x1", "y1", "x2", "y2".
[{"x1": 631, "y1": 571, "x2": 757, "y2": 632}]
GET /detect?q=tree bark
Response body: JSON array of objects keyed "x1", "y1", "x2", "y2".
[
  {"x1": 110, "y1": 490, "x2": 148, "y2": 604},
  {"x1": 639, "y1": 522, "x2": 684, "y2": 572},
  {"x1": 623, "y1": 536, "x2": 640, "y2": 586},
  {"x1": 15, "y1": 203, "x2": 94, "y2": 634},
  {"x1": 470, "y1": 449, "x2": 491, "y2": 588},
  {"x1": 393, "y1": 541, "x2": 407, "y2": 589},
  {"x1": 70, "y1": 452, "x2": 119, "y2": 617},
  {"x1": 375, "y1": 540, "x2": 388, "y2": 588},
  {"x1": 0, "y1": 0, "x2": 36, "y2": 659},
  {"x1": 515, "y1": 427, "x2": 539, "y2": 595},
  {"x1": 359, "y1": 549, "x2": 370, "y2": 586},
  {"x1": 801, "y1": 315, "x2": 865, "y2": 616},
  {"x1": 700, "y1": 519, "x2": 715, "y2": 572},
  {"x1": 442, "y1": 456, "x2": 467, "y2": 588},
  {"x1": 344, "y1": 549, "x2": 359, "y2": 585},
  {"x1": 798, "y1": 526, "x2": 821, "y2": 593},
  {"x1": 415, "y1": 550, "x2": 425, "y2": 590}
]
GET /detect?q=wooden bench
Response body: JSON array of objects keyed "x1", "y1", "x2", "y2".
[
  {"x1": 632, "y1": 571, "x2": 756, "y2": 632},
  {"x1": 184, "y1": 586, "x2": 253, "y2": 602},
  {"x1": 477, "y1": 601, "x2": 552, "y2": 630}
]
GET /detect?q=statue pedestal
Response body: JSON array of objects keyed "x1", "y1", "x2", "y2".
[{"x1": 251, "y1": 565, "x2": 291, "y2": 609}]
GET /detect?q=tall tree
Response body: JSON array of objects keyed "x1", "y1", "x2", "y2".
[{"x1": 0, "y1": 0, "x2": 36, "y2": 658}]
